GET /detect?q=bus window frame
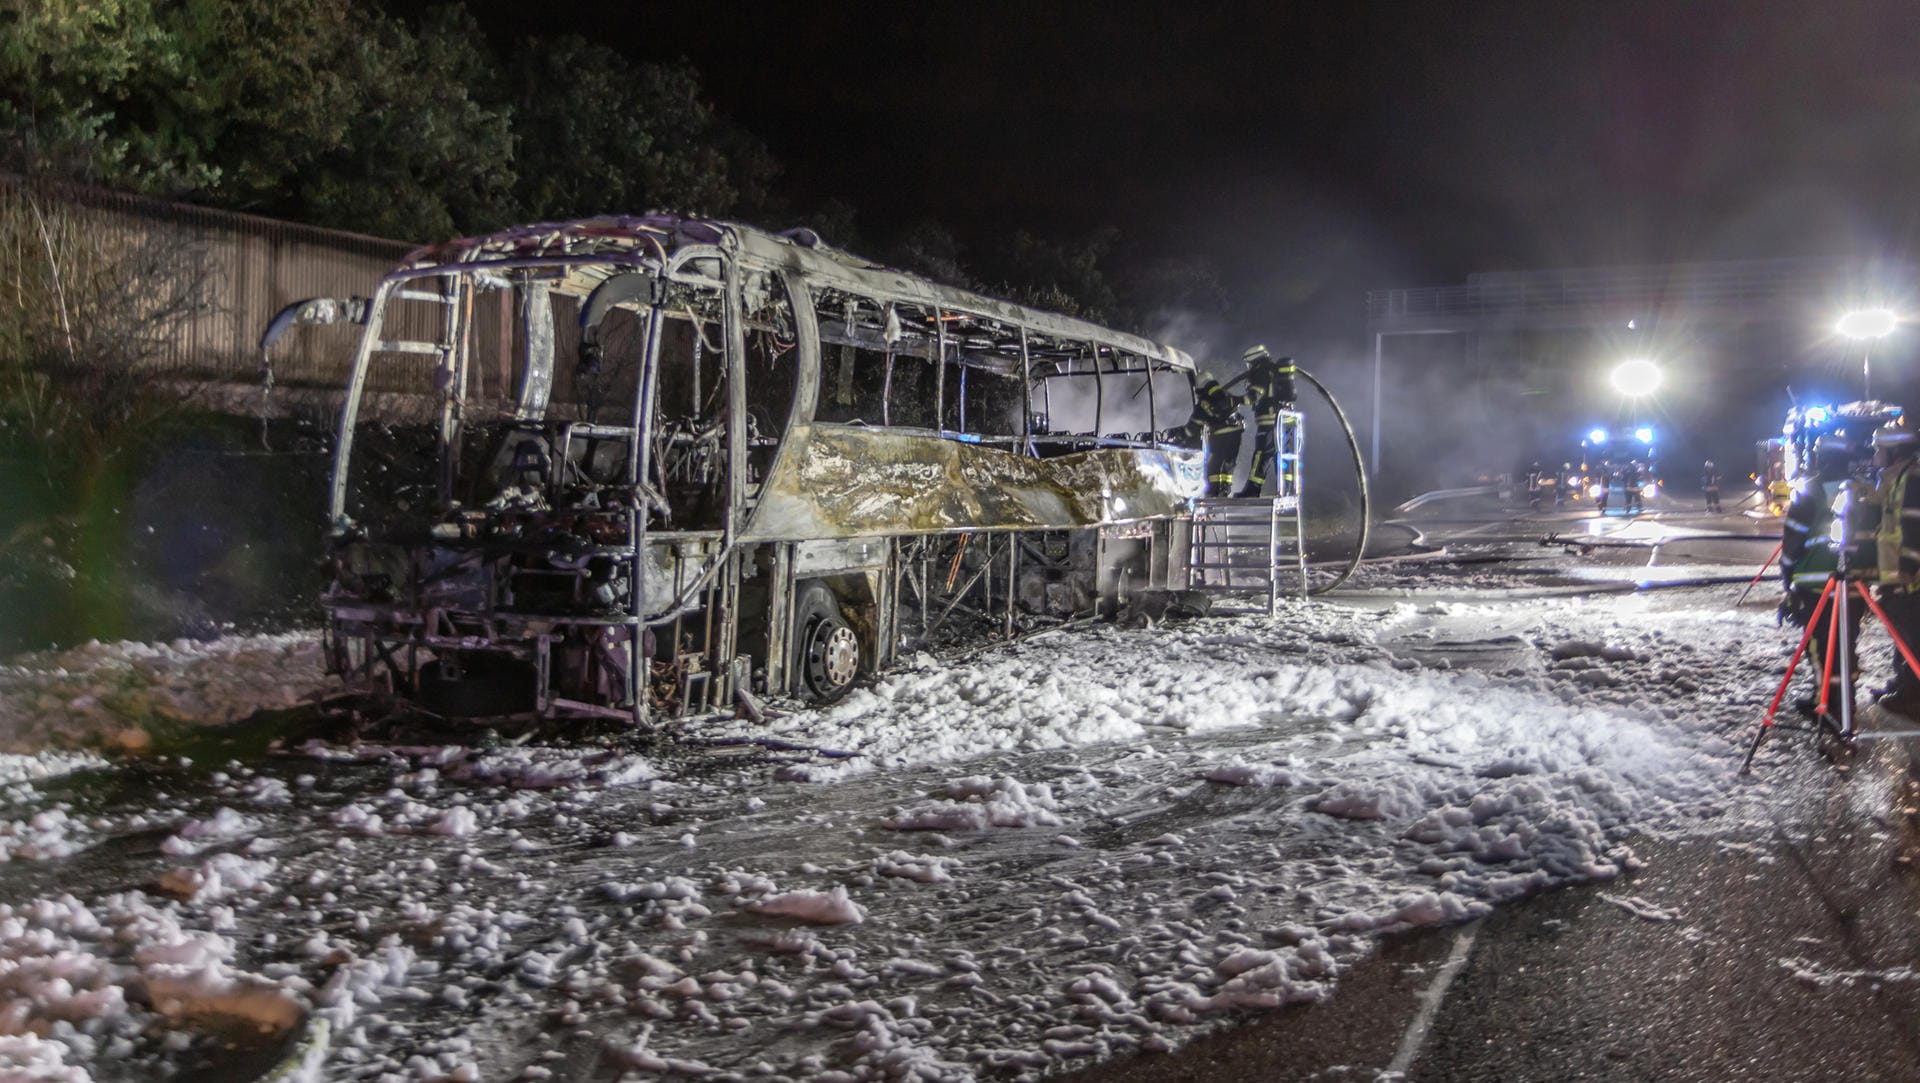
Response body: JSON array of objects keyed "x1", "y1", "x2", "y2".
[{"x1": 1025, "y1": 350, "x2": 1185, "y2": 452}]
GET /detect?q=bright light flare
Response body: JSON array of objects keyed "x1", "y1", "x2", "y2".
[
  {"x1": 1837, "y1": 308, "x2": 1898, "y2": 340},
  {"x1": 1634, "y1": 426, "x2": 1654, "y2": 443},
  {"x1": 1587, "y1": 428, "x2": 1608, "y2": 444},
  {"x1": 1610, "y1": 359, "x2": 1663, "y2": 397}
]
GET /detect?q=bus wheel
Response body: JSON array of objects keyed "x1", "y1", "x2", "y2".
[{"x1": 795, "y1": 585, "x2": 860, "y2": 703}]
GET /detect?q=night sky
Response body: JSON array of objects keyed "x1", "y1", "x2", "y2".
[
  {"x1": 441, "y1": 1, "x2": 1920, "y2": 356},
  {"x1": 433, "y1": 0, "x2": 1920, "y2": 486}
]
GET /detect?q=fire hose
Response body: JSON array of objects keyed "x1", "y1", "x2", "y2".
[
  {"x1": 1223, "y1": 365, "x2": 1372, "y2": 595},
  {"x1": 1296, "y1": 366, "x2": 1371, "y2": 595}
]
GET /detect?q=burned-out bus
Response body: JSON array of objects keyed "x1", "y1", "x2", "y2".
[{"x1": 265, "y1": 215, "x2": 1203, "y2": 724}]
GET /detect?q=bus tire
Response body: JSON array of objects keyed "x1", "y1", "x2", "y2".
[{"x1": 794, "y1": 584, "x2": 860, "y2": 703}]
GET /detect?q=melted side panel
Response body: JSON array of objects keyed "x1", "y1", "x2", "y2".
[{"x1": 744, "y1": 424, "x2": 1203, "y2": 541}]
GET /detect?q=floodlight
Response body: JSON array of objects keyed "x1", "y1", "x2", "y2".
[
  {"x1": 1609, "y1": 359, "x2": 1663, "y2": 397},
  {"x1": 1805, "y1": 405, "x2": 1832, "y2": 424},
  {"x1": 1635, "y1": 426, "x2": 1654, "y2": 444},
  {"x1": 1838, "y1": 309, "x2": 1900, "y2": 396},
  {"x1": 1587, "y1": 428, "x2": 1608, "y2": 444},
  {"x1": 1837, "y1": 308, "x2": 1898, "y2": 341}
]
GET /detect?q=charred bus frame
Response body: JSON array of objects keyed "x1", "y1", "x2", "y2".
[{"x1": 267, "y1": 216, "x2": 1203, "y2": 724}]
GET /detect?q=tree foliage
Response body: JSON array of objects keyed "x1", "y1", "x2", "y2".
[
  {"x1": 995, "y1": 227, "x2": 1123, "y2": 325},
  {"x1": 174, "y1": 0, "x2": 365, "y2": 207},
  {"x1": 0, "y1": 0, "x2": 1221, "y2": 318},
  {"x1": 294, "y1": 5, "x2": 517, "y2": 239},
  {"x1": 508, "y1": 39, "x2": 775, "y2": 222},
  {"x1": 885, "y1": 221, "x2": 974, "y2": 291},
  {"x1": 0, "y1": 0, "x2": 200, "y2": 189}
]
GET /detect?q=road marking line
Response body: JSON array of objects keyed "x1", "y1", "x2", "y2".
[{"x1": 1386, "y1": 919, "x2": 1481, "y2": 1077}]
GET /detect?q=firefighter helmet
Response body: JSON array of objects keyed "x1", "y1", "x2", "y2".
[
  {"x1": 1871, "y1": 421, "x2": 1917, "y2": 452},
  {"x1": 1241, "y1": 344, "x2": 1270, "y2": 366}
]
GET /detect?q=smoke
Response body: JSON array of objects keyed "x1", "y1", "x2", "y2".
[
  {"x1": 1146, "y1": 305, "x2": 1236, "y2": 382},
  {"x1": 1033, "y1": 365, "x2": 1191, "y2": 437}
]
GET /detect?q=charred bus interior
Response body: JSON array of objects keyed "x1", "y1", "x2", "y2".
[{"x1": 266, "y1": 217, "x2": 1205, "y2": 727}]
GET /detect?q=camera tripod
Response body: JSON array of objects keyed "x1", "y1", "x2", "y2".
[{"x1": 1740, "y1": 572, "x2": 1920, "y2": 773}]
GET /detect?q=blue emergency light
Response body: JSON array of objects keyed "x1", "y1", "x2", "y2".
[
  {"x1": 1587, "y1": 428, "x2": 1607, "y2": 444},
  {"x1": 1635, "y1": 426, "x2": 1654, "y2": 443}
]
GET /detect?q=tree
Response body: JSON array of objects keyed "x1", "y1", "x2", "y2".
[
  {"x1": 884, "y1": 220, "x2": 974, "y2": 290},
  {"x1": 294, "y1": 6, "x2": 517, "y2": 240},
  {"x1": 0, "y1": 0, "x2": 371, "y2": 205},
  {"x1": 0, "y1": 186, "x2": 227, "y2": 646},
  {"x1": 791, "y1": 197, "x2": 863, "y2": 252},
  {"x1": 508, "y1": 38, "x2": 775, "y2": 221},
  {"x1": 167, "y1": 0, "x2": 364, "y2": 208},
  {"x1": 0, "y1": 0, "x2": 206, "y2": 190},
  {"x1": 994, "y1": 227, "x2": 1123, "y2": 325}
]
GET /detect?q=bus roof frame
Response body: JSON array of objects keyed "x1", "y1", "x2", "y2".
[{"x1": 400, "y1": 214, "x2": 1198, "y2": 377}]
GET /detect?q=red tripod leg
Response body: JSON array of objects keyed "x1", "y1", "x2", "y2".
[
  {"x1": 1742, "y1": 578, "x2": 1836, "y2": 774},
  {"x1": 1737, "y1": 541, "x2": 1784, "y2": 607},
  {"x1": 1818, "y1": 582, "x2": 1842, "y2": 716}
]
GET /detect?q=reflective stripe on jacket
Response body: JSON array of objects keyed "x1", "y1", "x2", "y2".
[
  {"x1": 1782, "y1": 478, "x2": 1842, "y2": 588},
  {"x1": 1243, "y1": 360, "x2": 1296, "y2": 422},
  {"x1": 1190, "y1": 384, "x2": 1245, "y2": 435}
]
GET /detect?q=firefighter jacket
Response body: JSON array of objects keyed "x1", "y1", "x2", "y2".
[
  {"x1": 1182, "y1": 382, "x2": 1246, "y2": 442},
  {"x1": 1782, "y1": 477, "x2": 1845, "y2": 589},
  {"x1": 1701, "y1": 467, "x2": 1721, "y2": 490},
  {"x1": 1875, "y1": 458, "x2": 1920, "y2": 589},
  {"x1": 1242, "y1": 358, "x2": 1297, "y2": 425},
  {"x1": 1836, "y1": 478, "x2": 1878, "y2": 577}
]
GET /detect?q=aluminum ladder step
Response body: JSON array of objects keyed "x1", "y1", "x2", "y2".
[{"x1": 1186, "y1": 410, "x2": 1307, "y2": 614}]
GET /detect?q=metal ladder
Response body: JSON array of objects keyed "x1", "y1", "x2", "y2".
[{"x1": 1186, "y1": 410, "x2": 1307, "y2": 615}]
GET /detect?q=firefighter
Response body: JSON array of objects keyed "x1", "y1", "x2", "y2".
[
  {"x1": 1185, "y1": 376, "x2": 1246, "y2": 497},
  {"x1": 1525, "y1": 462, "x2": 1545, "y2": 509},
  {"x1": 1556, "y1": 462, "x2": 1574, "y2": 507},
  {"x1": 1870, "y1": 422, "x2": 1920, "y2": 717},
  {"x1": 1623, "y1": 459, "x2": 1644, "y2": 514},
  {"x1": 1781, "y1": 434, "x2": 1865, "y2": 713},
  {"x1": 1236, "y1": 345, "x2": 1296, "y2": 498},
  {"x1": 1702, "y1": 460, "x2": 1723, "y2": 513}
]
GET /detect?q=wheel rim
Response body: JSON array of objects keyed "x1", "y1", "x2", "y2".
[{"x1": 807, "y1": 620, "x2": 860, "y2": 694}]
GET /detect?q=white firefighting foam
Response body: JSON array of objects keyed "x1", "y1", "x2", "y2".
[{"x1": 0, "y1": 578, "x2": 1821, "y2": 1080}]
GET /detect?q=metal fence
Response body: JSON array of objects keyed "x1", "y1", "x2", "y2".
[{"x1": 0, "y1": 172, "x2": 415, "y2": 388}]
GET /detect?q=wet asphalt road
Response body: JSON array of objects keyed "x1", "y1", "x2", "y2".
[
  {"x1": 1063, "y1": 738, "x2": 1920, "y2": 1083},
  {"x1": 1062, "y1": 496, "x2": 1920, "y2": 1083}
]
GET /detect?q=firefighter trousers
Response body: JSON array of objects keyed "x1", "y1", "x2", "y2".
[
  {"x1": 1240, "y1": 418, "x2": 1280, "y2": 498},
  {"x1": 1205, "y1": 429, "x2": 1242, "y2": 497},
  {"x1": 1798, "y1": 585, "x2": 1865, "y2": 697},
  {"x1": 1877, "y1": 587, "x2": 1920, "y2": 698}
]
